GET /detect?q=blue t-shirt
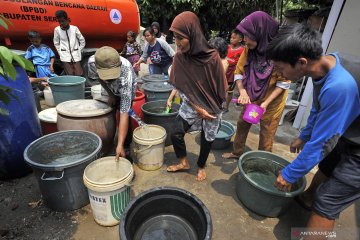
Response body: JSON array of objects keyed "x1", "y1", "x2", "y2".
[
  {"x1": 25, "y1": 44, "x2": 55, "y2": 66},
  {"x1": 147, "y1": 41, "x2": 172, "y2": 66},
  {"x1": 282, "y1": 53, "x2": 360, "y2": 183}
]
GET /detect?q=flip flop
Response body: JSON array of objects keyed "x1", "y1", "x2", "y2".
[{"x1": 294, "y1": 195, "x2": 312, "y2": 211}]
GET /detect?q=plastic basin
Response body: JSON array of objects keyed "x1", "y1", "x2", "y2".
[
  {"x1": 236, "y1": 151, "x2": 306, "y2": 217},
  {"x1": 120, "y1": 187, "x2": 212, "y2": 240},
  {"x1": 212, "y1": 121, "x2": 235, "y2": 150}
]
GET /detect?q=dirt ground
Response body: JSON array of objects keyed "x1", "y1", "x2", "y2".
[{"x1": 1, "y1": 64, "x2": 359, "y2": 240}]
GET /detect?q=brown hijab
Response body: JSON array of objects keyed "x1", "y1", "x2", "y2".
[{"x1": 169, "y1": 11, "x2": 227, "y2": 115}]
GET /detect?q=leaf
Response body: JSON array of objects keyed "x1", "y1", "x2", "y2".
[
  {"x1": 0, "y1": 18, "x2": 9, "y2": 30},
  {"x1": 0, "y1": 53, "x2": 16, "y2": 80},
  {"x1": 0, "y1": 46, "x2": 13, "y2": 64},
  {"x1": 0, "y1": 107, "x2": 9, "y2": 116},
  {"x1": 0, "y1": 14, "x2": 13, "y2": 26},
  {"x1": 0, "y1": 88, "x2": 11, "y2": 105},
  {"x1": 13, "y1": 54, "x2": 35, "y2": 72}
]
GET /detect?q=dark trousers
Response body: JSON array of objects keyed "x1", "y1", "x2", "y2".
[{"x1": 171, "y1": 116, "x2": 213, "y2": 168}]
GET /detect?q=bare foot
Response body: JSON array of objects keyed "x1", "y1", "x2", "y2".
[
  {"x1": 167, "y1": 159, "x2": 190, "y2": 172},
  {"x1": 196, "y1": 168, "x2": 206, "y2": 181},
  {"x1": 222, "y1": 152, "x2": 240, "y2": 159}
]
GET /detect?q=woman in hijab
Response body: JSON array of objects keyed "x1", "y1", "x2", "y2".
[
  {"x1": 151, "y1": 22, "x2": 166, "y2": 40},
  {"x1": 167, "y1": 11, "x2": 227, "y2": 181},
  {"x1": 223, "y1": 11, "x2": 290, "y2": 159}
]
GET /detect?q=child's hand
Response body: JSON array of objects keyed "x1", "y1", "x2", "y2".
[
  {"x1": 50, "y1": 66, "x2": 54, "y2": 73},
  {"x1": 133, "y1": 62, "x2": 139, "y2": 68}
]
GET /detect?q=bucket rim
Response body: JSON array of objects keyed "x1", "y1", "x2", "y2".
[
  {"x1": 216, "y1": 120, "x2": 235, "y2": 139},
  {"x1": 56, "y1": 99, "x2": 113, "y2": 117},
  {"x1": 83, "y1": 157, "x2": 133, "y2": 186},
  {"x1": 238, "y1": 151, "x2": 306, "y2": 197},
  {"x1": 119, "y1": 186, "x2": 212, "y2": 239},
  {"x1": 23, "y1": 130, "x2": 102, "y2": 171},
  {"x1": 141, "y1": 100, "x2": 180, "y2": 117},
  {"x1": 142, "y1": 82, "x2": 173, "y2": 92},
  {"x1": 38, "y1": 108, "x2": 57, "y2": 123},
  {"x1": 133, "y1": 125, "x2": 167, "y2": 145},
  {"x1": 48, "y1": 76, "x2": 86, "y2": 86}
]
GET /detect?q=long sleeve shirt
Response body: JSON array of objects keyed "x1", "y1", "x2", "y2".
[
  {"x1": 282, "y1": 53, "x2": 360, "y2": 183},
  {"x1": 53, "y1": 25, "x2": 86, "y2": 62}
]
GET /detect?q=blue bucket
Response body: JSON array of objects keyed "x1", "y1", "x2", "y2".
[{"x1": 48, "y1": 76, "x2": 86, "y2": 105}]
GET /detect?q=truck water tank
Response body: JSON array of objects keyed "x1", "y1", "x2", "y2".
[{"x1": 1, "y1": 0, "x2": 140, "y2": 51}]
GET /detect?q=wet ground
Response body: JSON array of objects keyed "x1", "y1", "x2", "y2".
[{"x1": 1, "y1": 64, "x2": 359, "y2": 240}]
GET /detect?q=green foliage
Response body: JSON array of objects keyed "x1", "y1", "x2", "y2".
[
  {"x1": 138, "y1": 0, "x2": 276, "y2": 39},
  {"x1": 0, "y1": 14, "x2": 35, "y2": 116}
]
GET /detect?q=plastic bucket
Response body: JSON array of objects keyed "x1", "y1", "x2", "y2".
[
  {"x1": 236, "y1": 151, "x2": 306, "y2": 217},
  {"x1": 120, "y1": 187, "x2": 212, "y2": 240},
  {"x1": 44, "y1": 86, "x2": 55, "y2": 107},
  {"x1": 132, "y1": 125, "x2": 167, "y2": 170},
  {"x1": 142, "y1": 82, "x2": 173, "y2": 102},
  {"x1": 23, "y1": 130, "x2": 102, "y2": 211},
  {"x1": 83, "y1": 157, "x2": 134, "y2": 226},
  {"x1": 141, "y1": 74, "x2": 168, "y2": 83},
  {"x1": 91, "y1": 84, "x2": 102, "y2": 100},
  {"x1": 242, "y1": 104, "x2": 265, "y2": 124},
  {"x1": 141, "y1": 100, "x2": 180, "y2": 146},
  {"x1": 48, "y1": 76, "x2": 86, "y2": 105},
  {"x1": 131, "y1": 90, "x2": 146, "y2": 130},
  {"x1": 38, "y1": 108, "x2": 58, "y2": 135}
]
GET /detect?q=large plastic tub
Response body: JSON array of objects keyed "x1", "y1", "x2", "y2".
[
  {"x1": 24, "y1": 130, "x2": 102, "y2": 211},
  {"x1": 48, "y1": 76, "x2": 86, "y2": 105},
  {"x1": 0, "y1": 66, "x2": 42, "y2": 179},
  {"x1": 142, "y1": 82, "x2": 173, "y2": 102},
  {"x1": 141, "y1": 100, "x2": 180, "y2": 146},
  {"x1": 236, "y1": 151, "x2": 306, "y2": 217},
  {"x1": 120, "y1": 187, "x2": 212, "y2": 240}
]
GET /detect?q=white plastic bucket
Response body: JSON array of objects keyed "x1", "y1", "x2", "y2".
[
  {"x1": 83, "y1": 157, "x2": 133, "y2": 226},
  {"x1": 132, "y1": 125, "x2": 167, "y2": 170},
  {"x1": 44, "y1": 87, "x2": 55, "y2": 106},
  {"x1": 91, "y1": 84, "x2": 102, "y2": 100}
]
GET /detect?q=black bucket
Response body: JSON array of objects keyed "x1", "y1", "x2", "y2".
[
  {"x1": 120, "y1": 187, "x2": 212, "y2": 240},
  {"x1": 24, "y1": 130, "x2": 102, "y2": 211},
  {"x1": 141, "y1": 74, "x2": 168, "y2": 83},
  {"x1": 141, "y1": 100, "x2": 180, "y2": 146}
]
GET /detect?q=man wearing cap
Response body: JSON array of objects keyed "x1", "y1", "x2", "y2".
[{"x1": 88, "y1": 46, "x2": 137, "y2": 160}]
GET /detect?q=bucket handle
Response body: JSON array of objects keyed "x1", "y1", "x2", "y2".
[
  {"x1": 133, "y1": 144, "x2": 153, "y2": 154},
  {"x1": 41, "y1": 171, "x2": 64, "y2": 181}
]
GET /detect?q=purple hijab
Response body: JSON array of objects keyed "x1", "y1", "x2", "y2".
[{"x1": 236, "y1": 11, "x2": 279, "y2": 101}]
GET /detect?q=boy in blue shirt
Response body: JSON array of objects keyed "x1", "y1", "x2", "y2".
[
  {"x1": 25, "y1": 30, "x2": 57, "y2": 79},
  {"x1": 267, "y1": 24, "x2": 360, "y2": 239}
]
